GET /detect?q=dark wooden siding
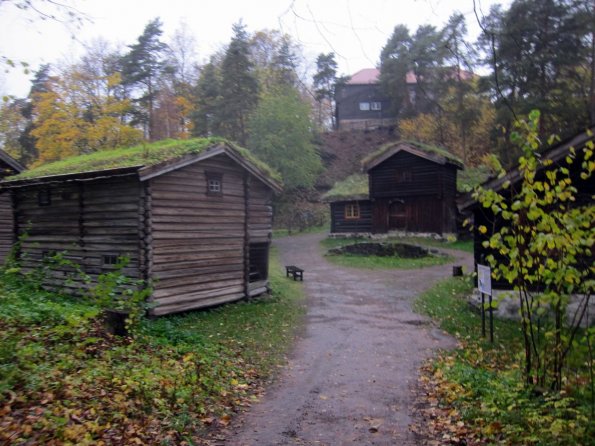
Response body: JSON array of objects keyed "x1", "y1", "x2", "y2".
[
  {"x1": 149, "y1": 154, "x2": 249, "y2": 315},
  {"x1": 13, "y1": 176, "x2": 141, "y2": 292},
  {"x1": 335, "y1": 84, "x2": 394, "y2": 129},
  {"x1": 247, "y1": 178, "x2": 273, "y2": 296},
  {"x1": 0, "y1": 191, "x2": 13, "y2": 264},
  {"x1": 368, "y1": 151, "x2": 458, "y2": 234},
  {"x1": 330, "y1": 200, "x2": 373, "y2": 233},
  {"x1": 0, "y1": 159, "x2": 18, "y2": 265}
]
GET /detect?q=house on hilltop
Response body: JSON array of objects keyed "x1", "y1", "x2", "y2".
[
  {"x1": 335, "y1": 68, "x2": 397, "y2": 131},
  {"x1": 335, "y1": 67, "x2": 475, "y2": 131},
  {"x1": 0, "y1": 150, "x2": 25, "y2": 264},
  {"x1": 0, "y1": 139, "x2": 282, "y2": 316},
  {"x1": 323, "y1": 141, "x2": 463, "y2": 235}
]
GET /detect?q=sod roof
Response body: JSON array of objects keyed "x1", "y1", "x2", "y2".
[
  {"x1": 5, "y1": 138, "x2": 282, "y2": 187},
  {"x1": 362, "y1": 140, "x2": 463, "y2": 171},
  {"x1": 321, "y1": 173, "x2": 369, "y2": 202}
]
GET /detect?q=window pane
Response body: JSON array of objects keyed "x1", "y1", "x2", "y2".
[{"x1": 359, "y1": 102, "x2": 370, "y2": 111}]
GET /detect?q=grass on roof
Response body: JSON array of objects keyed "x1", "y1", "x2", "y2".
[
  {"x1": 457, "y1": 164, "x2": 495, "y2": 192},
  {"x1": 362, "y1": 140, "x2": 463, "y2": 168},
  {"x1": 322, "y1": 173, "x2": 369, "y2": 202},
  {"x1": 8, "y1": 138, "x2": 282, "y2": 184}
]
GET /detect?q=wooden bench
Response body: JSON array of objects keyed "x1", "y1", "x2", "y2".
[{"x1": 285, "y1": 265, "x2": 304, "y2": 281}]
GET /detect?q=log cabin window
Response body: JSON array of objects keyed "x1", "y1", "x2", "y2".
[
  {"x1": 344, "y1": 202, "x2": 360, "y2": 219},
  {"x1": 395, "y1": 170, "x2": 413, "y2": 183},
  {"x1": 359, "y1": 102, "x2": 370, "y2": 111},
  {"x1": 102, "y1": 254, "x2": 120, "y2": 266},
  {"x1": 37, "y1": 188, "x2": 51, "y2": 206},
  {"x1": 205, "y1": 172, "x2": 223, "y2": 195},
  {"x1": 249, "y1": 243, "x2": 269, "y2": 282},
  {"x1": 370, "y1": 101, "x2": 382, "y2": 111}
]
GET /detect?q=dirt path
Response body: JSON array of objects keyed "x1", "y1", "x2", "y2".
[{"x1": 226, "y1": 233, "x2": 473, "y2": 445}]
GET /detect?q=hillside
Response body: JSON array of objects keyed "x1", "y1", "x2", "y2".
[{"x1": 315, "y1": 128, "x2": 397, "y2": 191}]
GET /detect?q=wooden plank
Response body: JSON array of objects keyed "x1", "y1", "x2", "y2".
[{"x1": 151, "y1": 292, "x2": 245, "y2": 316}]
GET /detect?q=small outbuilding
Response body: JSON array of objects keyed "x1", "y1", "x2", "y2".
[
  {"x1": 0, "y1": 150, "x2": 25, "y2": 264},
  {"x1": 323, "y1": 141, "x2": 463, "y2": 235},
  {"x1": 1, "y1": 139, "x2": 282, "y2": 315}
]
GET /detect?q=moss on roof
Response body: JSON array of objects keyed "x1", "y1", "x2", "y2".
[
  {"x1": 457, "y1": 165, "x2": 495, "y2": 193},
  {"x1": 362, "y1": 140, "x2": 463, "y2": 169},
  {"x1": 7, "y1": 138, "x2": 281, "y2": 184},
  {"x1": 322, "y1": 173, "x2": 369, "y2": 202}
]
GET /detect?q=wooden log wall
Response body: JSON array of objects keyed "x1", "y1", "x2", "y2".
[
  {"x1": 149, "y1": 154, "x2": 251, "y2": 315},
  {"x1": 0, "y1": 160, "x2": 18, "y2": 265},
  {"x1": 0, "y1": 191, "x2": 13, "y2": 264},
  {"x1": 247, "y1": 178, "x2": 274, "y2": 296},
  {"x1": 13, "y1": 176, "x2": 141, "y2": 292},
  {"x1": 368, "y1": 151, "x2": 459, "y2": 234},
  {"x1": 330, "y1": 201, "x2": 373, "y2": 233}
]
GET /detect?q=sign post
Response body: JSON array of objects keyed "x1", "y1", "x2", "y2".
[{"x1": 477, "y1": 264, "x2": 493, "y2": 343}]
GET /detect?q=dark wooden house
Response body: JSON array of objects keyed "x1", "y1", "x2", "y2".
[
  {"x1": 0, "y1": 150, "x2": 25, "y2": 264},
  {"x1": 335, "y1": 68, "x2": 475, "y2": 131},
  {"x1": 0, "y1": 139, "x2": 282, "y2": 316},
  {"x1": 335, "y1": 68, "x2": 397, "y2": 131},
  {"x1": 324, "y1": 141, "x2": 462, "y2": 235},
  {"x1": 459, "y1": 127, "x2": 595, "y2": 289}
]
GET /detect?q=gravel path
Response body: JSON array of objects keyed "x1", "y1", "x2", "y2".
[{"x1": 226, "y1": 233, "x2": 473, "y2": 446}]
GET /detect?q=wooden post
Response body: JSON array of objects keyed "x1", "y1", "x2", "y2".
[
  {"x1": 481, "y1": 292, "x2": 486, "y2": 338},
  {"x1": 489, "y1": 293, "x2": 494, "y2": 343}
]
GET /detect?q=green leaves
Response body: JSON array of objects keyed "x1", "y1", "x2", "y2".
[{"x1": 474, "y1": 111, "x2": 594, "y2": 393}]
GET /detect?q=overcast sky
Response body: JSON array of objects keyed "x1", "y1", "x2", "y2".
[{"x1": 0, "y1": 0, "x2": 510, "y2": 97}]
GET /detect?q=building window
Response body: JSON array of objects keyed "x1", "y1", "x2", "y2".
[
  {"x1": 344, "y1": 202, "x2": 360, "y2": 219},
  {"x1": 395, "y1": 170, "x2": 413, "y2": 183},
  {"x1": 371, "y1": 101, "x2": 382, "y2": 110},
  {"x1": 359, "y1": 102, "x2": 370, "y2": 111},
  {"x1": 102, "y1": 254, "x2": 120, "y2": 266},
  {"x1": 37, "y1": 188, "x2": 51, "y2": 206},
  {"x1": 205, "y1": 172, "x2": 223, "y2": 195}
]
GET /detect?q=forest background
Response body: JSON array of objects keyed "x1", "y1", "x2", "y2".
[{"x1": 1, "y1": 0, "x2": 594, "y2": 224}]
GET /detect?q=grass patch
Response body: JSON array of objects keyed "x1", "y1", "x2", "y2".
[
  {"x1": 398, "y1": 236, "x2": 474, "y2": 253},
  {"x1": 321, "y1": 235, "x2": 473, "y2": 253},
  {"x1": 414, "y1": 276, "x2": 594, "y2": 445},
  {"x1": 325, "y1": 252, "x2": 451, "y2": 269},
  {"x1": 320, "y1": 237, "x2": 453, "y2": 269},
  {"x1": 0, "y1": 249, "x2": 305, "y2": 445}
]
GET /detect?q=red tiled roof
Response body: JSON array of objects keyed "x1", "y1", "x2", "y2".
[
  {"x1": 347, "y1": 68, "x2": 380, "y2": 84},
  {"x1": 347, "y1": 67, "x2": 475, "y2": 85}
]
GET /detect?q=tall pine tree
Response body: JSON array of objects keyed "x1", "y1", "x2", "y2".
[
  {"x1": 121, "y1": 18, "x2": 169, "y2": 140},
  {"x1": 219, "y1": 22, "x2": 259, "y2": 145}
]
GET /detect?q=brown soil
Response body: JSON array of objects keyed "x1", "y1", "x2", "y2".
[{"x1": 224, "y1": 232, "x2": 473, "y2": 446}]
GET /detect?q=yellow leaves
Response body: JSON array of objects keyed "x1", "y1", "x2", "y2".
[
  {"x1": 478, "y1": 225, "x2": 488, "y2": 235},
  {"x1": 31, "y1": 70, "x2": 143, "y2": 164}
]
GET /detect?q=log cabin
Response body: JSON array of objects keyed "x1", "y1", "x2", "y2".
[
  {"x1": 0, "y1": 150, "x2": 25, "y2": 264},
  {"x1": 0, "y1": 139, "x2": 282, "y2": 316},
  {"x1": 459, "y1": 127, "x2": 595, "y2": 289},
  {"x1": 323, "y1": 141, "x2": 463, "y2": 235}
]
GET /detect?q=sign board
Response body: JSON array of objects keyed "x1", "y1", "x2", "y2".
[{"x1": 477, "y1": 264, "x2": 492, "y2": 296}]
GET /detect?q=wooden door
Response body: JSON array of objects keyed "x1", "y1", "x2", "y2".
[{"x1": 388, "y1": 201, "x2": 408, "y2": 230}]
